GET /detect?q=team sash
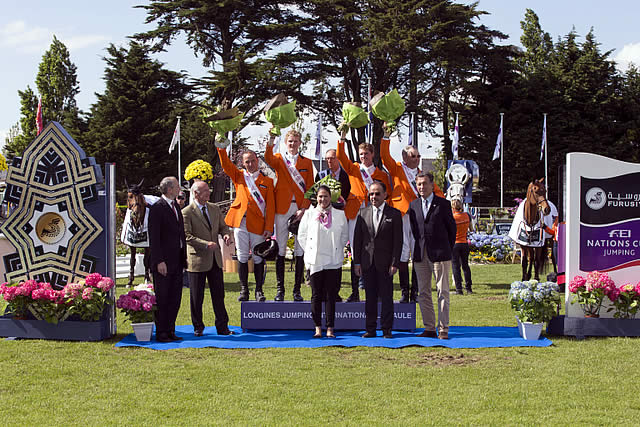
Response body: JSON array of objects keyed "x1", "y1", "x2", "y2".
[
  {"x1": 284, "y1": 156, "x2": 307, "y2": 194},
  {"x1": 360, "y1": 165, "x2": 375, "y2": 190},
  {"x1": 401, "y1": 162, "x2": 420, "y2": 198},
  {"x1": 243, "y1": 170, "x2": 266, "y2": 217}
]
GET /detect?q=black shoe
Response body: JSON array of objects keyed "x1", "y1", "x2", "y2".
[
  {"x1": 238, "y1": 291, "x2": 249, "y2": 302},
  {"x1": 194, "y1": 330, "x2": 204, "y2": 337},
  {"x1": 217, "y1": 329, "x2": 234, "y2": 336},
  {"x1": 466, "y1": 288, "x2": 473, "y2": 294},
  {"x1": 346, "y1": 293, "x2": 360, "y2": 302},
  {"x1": 156, "y1": 334, "x2": 173, "y2": 343},
  {"x1": 274, "y1": 290, "x2": 284, "y2": 301},
  {"x1": 409, "y1": 291, "x2": 417, "y2": 302},
  {"x1": 417, "y1": 330, "x2": 438, "y2": 338},
  {"x1": 255, "y1": 290, "x2": 266, "y2": 302},
  {"x1": 169, "y1": 333, "x2": 183, "y2": 341},
  {"x1": 455, "y1": 289, "x2": 464, "y2": 295},
  {"x1": 362, "y1": 331, "x2": 376, "y2": 338},
  {"x1": 400, "y1": 290, "x2": 410, "y2": 303},
  {"x1": 293, "y1": 291, "x2": 304, "y2": 302},
  {"x1": 383, "y1": 330, "x2": 393, "y2": 338}
]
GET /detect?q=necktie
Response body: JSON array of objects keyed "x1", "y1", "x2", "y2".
[
  {"x1": 172, "y1": 201, "x2": 180, "y2": 221},
  {"x1": 374, "y1": 208, "x2": 380, "y2": 233},
  {"x1": 202, "y1": 206, "x2": 211, "y2": 229}
]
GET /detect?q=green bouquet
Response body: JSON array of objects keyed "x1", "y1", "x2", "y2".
[
  {"x1": 264, "y1": 93, "x2": 297, "y2": 136},
  {"x1": 201, "y1": 106, "x2": 244, "y2": 148},
  {"x1": 304, "y1": 175, "x2": 342, "y2": 205},
  {"x1": 370, "y1": 89, "x2": 406, "y2": 135},
  {"x1": 337, "y1": 102, "x2": 370, "y2": 134}
]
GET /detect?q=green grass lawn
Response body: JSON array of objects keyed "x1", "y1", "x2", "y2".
[{"x1": 2, "y1": 264, "x2": 639, "y2": 425}]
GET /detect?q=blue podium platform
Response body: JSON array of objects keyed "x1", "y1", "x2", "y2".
[{"x1": 241, "y1": 301, "x2": 416, "y2": 331}]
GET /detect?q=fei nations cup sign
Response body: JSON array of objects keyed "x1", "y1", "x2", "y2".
[{"x1": 565, "y1": 153, "x2": 640, "y2": 317}]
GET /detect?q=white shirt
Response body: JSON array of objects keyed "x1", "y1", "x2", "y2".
[
  {"x1": 245, "y1": 169, "x2": 260, "y2": 180},
  {"x1": 284, "y1": 151, "x2": 299, "y2": 165},
  {"x1": 362, "y1": 163, "x2": 376, "y2": 177},
  {"x1": 373, "y1": 202, "x2": 386, "y2": 233}
]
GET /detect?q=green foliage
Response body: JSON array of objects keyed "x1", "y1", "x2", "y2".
[
  {"x1": 6, "y1": 36, "x2": 82, "y2": 157},
  {"x1": 84, "y1": 42, "x2": 195, "y2": 192}
]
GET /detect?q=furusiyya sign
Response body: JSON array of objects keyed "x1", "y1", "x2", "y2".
[{"x1": 565, "y1": 153, "x2": 640, "y2": 317}]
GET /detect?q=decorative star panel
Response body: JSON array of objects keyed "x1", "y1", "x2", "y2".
[{"x1": 0, "y1": 122, "x2": 104, "y2": 288}]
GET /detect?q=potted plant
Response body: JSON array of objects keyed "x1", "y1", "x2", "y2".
[
  {"x1": 116, "y1": 283, "x2": 156, "y2": 341},
  {"x1": 1, "y1": 280, "x2": 40, "y2": 319},
  {"x1": 568, "y1": 271, "x2": 616, "y2": 318},
  {"x1": 606, "y1": 282, "x2": 640, "y2": 319},
  {"x1": 509, "y1": 280, "x2": 560, "y2": 340}
]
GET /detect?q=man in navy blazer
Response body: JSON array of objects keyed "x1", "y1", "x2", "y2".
[
  {"x1": 148, "y1": 176, "x2": 187, "y2": 342},
  {"x1": 408, "y1": 172, "x2": 456, "y2": 339},
  {"x1": 353, "y1": 181, "x2": 403, "y2": 338}
]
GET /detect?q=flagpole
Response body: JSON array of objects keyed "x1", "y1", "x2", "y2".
[
  {"x1": 500, "y1": 112, "x2": 504, "y2": 208},
  {"x1": 228, "y1": 130, "x2": 234, "y2": 201},
  {"x1": 543, "y1": 113, "x2": 548, "y2": 197},
  {"x1": 367, "y1": 77, "x2": 372, "y2": 144},
  {"x1": 176, "y1": 115, "x2": 182, "y2": 184}
]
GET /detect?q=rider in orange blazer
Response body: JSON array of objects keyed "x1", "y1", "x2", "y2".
[
  {"x1": 218, "y1": 147, "x2": 275, "y2": 302},
  {"x1": 264, "y1": 129, "x2": 315, "y2": 302},
  {"x1": 380, "y1": 126, "x2": 444, "y2": 303},
  {"x1": 337, "y1": 133, "x2": 391, "y2": 302}
]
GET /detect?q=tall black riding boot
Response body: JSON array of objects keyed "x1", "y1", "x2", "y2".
[
  {"x1": 399, "y1": 261, "x2": 410, "y2": 303},
  {"x1": 410, "y1": 266, "x2": 419, "y2": 302},
  {"x1": 254, "y1": 261, "x2": 266, "y2": 302},
  {"x1": 293, "y1": 256, "x2": 304, "y2": 301},
  {"x1": 238, "y1": 262, "x2": 250, "y2": 301},
  {"x1": 275, "y1": 255, "x2": 285, "y2": 301},
  {"x1": 346, "y1": 268, "x2": 360, "y2": 302}
]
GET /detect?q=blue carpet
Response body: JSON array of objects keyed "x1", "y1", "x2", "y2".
[{"x1": 115, "y1": 325, "x2": 552, "y2": 350}]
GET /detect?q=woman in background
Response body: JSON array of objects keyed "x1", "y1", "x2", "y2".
[
  {"x1": 297, "y1": 185, "x2": 349, "y2": 338},
  {"x1": 451, "y1": 199, "x2": 473, "y2": 295}
]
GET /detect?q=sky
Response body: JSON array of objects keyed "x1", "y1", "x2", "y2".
[{"x1": 2, "y1": 0, "x2": 640, "y2": 160}]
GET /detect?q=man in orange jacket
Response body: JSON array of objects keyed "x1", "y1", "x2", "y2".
[
  {"x1": 380, "y1": 126, "x2": 444, "y2": 303},
  {"x1": 337, "y1": 133, "x2": 391, "y2": 302},
  {"x1": 218, "y1": 147, "x2": 275, "y2": 302},
  {"x1": 265, "y1": 129, "x2": 315, "y2": 301}
]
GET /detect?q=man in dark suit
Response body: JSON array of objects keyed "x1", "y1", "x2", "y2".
[
  {"x1": 315, "y1": 148, "x2": 351, "y2": 203},
  {"x1": 182, "y1": 180, "x2": 233, "y2": 337},
  {"x1": 408, "y1": 172, "x2": 456, "y2": 340},
  {"x1": 353, "y1": 181, "x2": 403, "y2": 338},
  {"x1": 148, "y1": 176, "x2": 187, "y2": 342}
]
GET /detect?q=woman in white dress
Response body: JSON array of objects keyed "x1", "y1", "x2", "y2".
[{"x1": 298, "y1": 185, "x2": 349, "y2": 338}]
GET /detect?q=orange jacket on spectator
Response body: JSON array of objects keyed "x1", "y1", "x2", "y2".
[
  {"x1": 336, "y1": 140, "x2": 392, "y2": 220},
  {"x1": 218, "y1": 148, "x2": 275, "y2": 235},
  {"x1": 264, "y1": 144, "x2": 314, "y2": 214},
  {"x1": 380, "y1": 137, "x2": 443, "y2": 215}
]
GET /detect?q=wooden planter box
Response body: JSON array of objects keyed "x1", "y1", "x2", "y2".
[
  {"x1": 0, "y1": 315, "x2": 114, "y2": 341},
  {"x1": 547, "y1": 315, "x2": 640, "y2": 339}
]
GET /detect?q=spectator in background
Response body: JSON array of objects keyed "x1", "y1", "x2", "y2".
[{"x1": 451, "y1": 199, "x2": 473, "y2": 295}]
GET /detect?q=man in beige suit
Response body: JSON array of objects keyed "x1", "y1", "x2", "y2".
[{"x1": 183, "y1": 180, "x2": 233, "y2": 336}]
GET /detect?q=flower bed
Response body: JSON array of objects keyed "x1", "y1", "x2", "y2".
[{"x1": 468, "y1": 232, "x2": 515, "y2": 263}]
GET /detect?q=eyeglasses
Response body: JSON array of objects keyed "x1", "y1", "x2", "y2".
[
  {"x1": 177, "y1": 195, "x2": 185, "y2": 200},
  {"x1": 369, "y1": 192, "x2": 382, "y2": 196},
  {"x1": 408, "y1": 154, "x2": 421, "y2": 159}
]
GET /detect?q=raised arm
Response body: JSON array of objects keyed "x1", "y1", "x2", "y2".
[
  {"x1": 264, "y1": 134, "x2": 279, "y2": 170},
  {"x1": 337, "y1": 140, "x2": 358, "y2": 175},
  {"x1": 217, "y1": 147, "x2": 241, "y2": 182},
  {"x1": 379, "y1": 137, "x2": 398, "y2": 176},
  {"x1": 264, "y1": 179, "x2": 276, "y2": 235}
]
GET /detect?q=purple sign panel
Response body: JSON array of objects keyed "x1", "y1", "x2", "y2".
[
  {"x1": 241, "y1": 301, "x2": 416, "y2": 331},
  {"x1": 580, "y1": 221, "x2": 640, "y2": 271},
  {"x1": 580, "y1": 174, "x2": 640, "y2": 272}
]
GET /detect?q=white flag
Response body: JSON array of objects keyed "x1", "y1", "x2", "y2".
[
  {"x1": 492, "y1": 115, "x2": 503, "y2": 161},
  {"x1": 452, "y1": 113, "x2": 459, "y2": 160},
  {"x1": 169, "y1": 118, "x2": 180, "y2": 153},
  {"x1": 540, "y1": 115, "x2": 547, "y2": 161}
]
